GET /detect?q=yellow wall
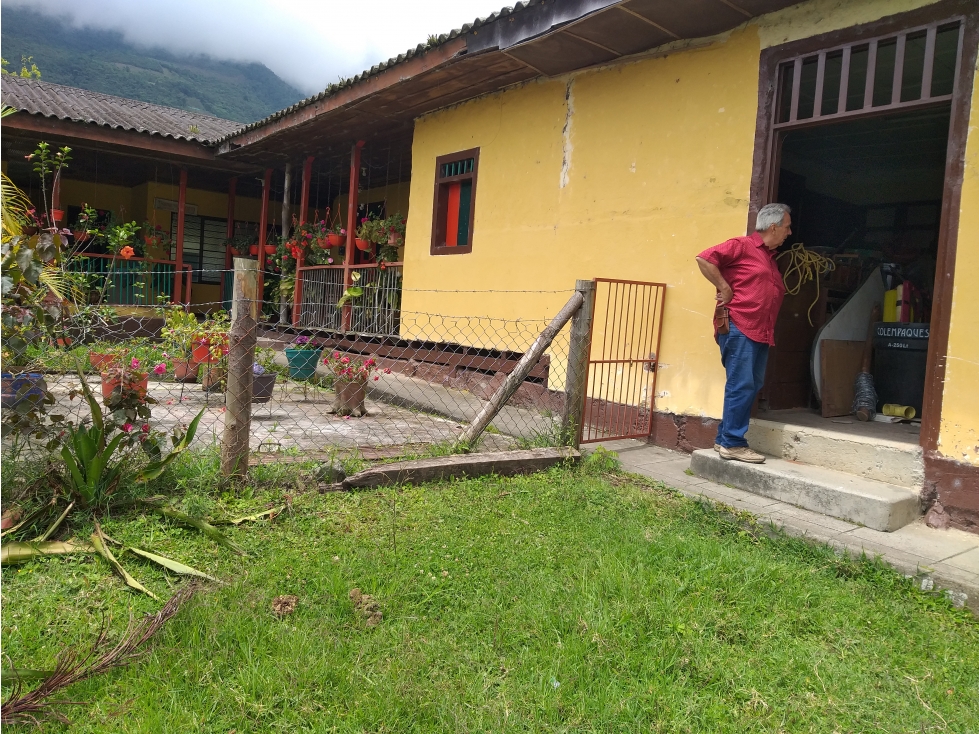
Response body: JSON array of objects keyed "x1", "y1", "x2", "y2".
[
  {"x1": 402, "y1": 0, "x2": 974, "y2": 441},
  {"x1": 939, "y1": 71, "x2": 979, "y2": 465}
]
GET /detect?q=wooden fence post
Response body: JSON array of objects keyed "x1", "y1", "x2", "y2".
[
  {"x1": 455, "y1": 290, "x2": 584, "y2": 450},
  {"x1": 221, "y1": 257, "x2": 259, "y2": 480},
  {"x1": 562, "y1": 279, "x2": 595, "y2": 447}
]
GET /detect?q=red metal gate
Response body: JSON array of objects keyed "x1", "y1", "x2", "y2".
[{"x1": 580, "y1": 278, "x2": 666, "y2": 443}]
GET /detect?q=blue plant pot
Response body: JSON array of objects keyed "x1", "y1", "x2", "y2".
[
  {"x1": 1, "y1": 372, "x2": 48, "y2": 409},
  {"x1": 285, "y1": 348, "x2": 321, "y2": 380}
]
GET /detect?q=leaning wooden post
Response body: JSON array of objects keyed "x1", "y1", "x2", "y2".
[
  {"x1": 221, "y1": 258, "x2": 259, "y2": 480},
  {"x1": 561, "y1": 279, "x2": 595, "y2": 447},
  {"x1": 455, "y1": 290, "x2": 585, "y2": 450}
]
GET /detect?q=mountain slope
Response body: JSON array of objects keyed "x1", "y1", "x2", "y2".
[{"x1": 1, "y1": 7, "x2": 304, "y2": 123}]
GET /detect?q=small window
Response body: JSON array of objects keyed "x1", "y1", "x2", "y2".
[{"x1": 431, "y1": 148, "x2": 479, "y2": 255}]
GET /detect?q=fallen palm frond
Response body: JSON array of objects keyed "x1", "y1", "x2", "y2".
[
  {"x1": 153, "y1": 506, "x2": 246, "y2": 556},
  {"x1": 126, "y1": 547, "x2": 215, "y2": 581},
  {"x1": 1, "y1": 584, "x2": 197, "y2": 726},
  {"x1": 91, "y1": 521, "x2": 158, "y2": 601},
  {"x1": 32, "y1": 501, "x2": 74, "y2": 542},
  {"x1": 0, "y1": 539, "x2": 93, "y2": 565},
  {"x1": 212, "y1": 506, "x2": 286, "y2": 526}
]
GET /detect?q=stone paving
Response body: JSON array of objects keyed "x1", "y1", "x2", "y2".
[
  {"x1": 47, "y1": 374, "x2": 518, "y2": 454},
  {"x1": 590, "y1": 438, "x2": 979, "y2": 612}
]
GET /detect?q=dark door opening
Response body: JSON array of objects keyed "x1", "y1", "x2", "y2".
[{"x1": 762, "y1": 105, "x2": 951, "y2": 416}]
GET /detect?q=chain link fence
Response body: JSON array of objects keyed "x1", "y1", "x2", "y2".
[{"x1": 3, "y1": 266, "x2": 589, "y2": 472}]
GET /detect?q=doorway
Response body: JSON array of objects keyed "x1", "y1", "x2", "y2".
[{"x1": 762, "y1": 105, "x2": 951, "y2": 419}]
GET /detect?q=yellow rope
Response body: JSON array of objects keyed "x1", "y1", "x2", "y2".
[{"x1": 776, "y1": 242, "x2": 835, "y2": 326}]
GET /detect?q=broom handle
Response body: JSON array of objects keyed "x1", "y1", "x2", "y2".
[{"x1": 861, "y1": 304, "x2": 881, "y2": 373}]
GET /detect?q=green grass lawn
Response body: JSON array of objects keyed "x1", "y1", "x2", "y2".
[{"x1": 2, "y1": 455, "x2": 977, "y2": 732}]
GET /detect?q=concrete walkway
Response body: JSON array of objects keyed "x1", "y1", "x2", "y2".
[{"x1": 592, "y1": 439, "x2": 979, "y2": 611}]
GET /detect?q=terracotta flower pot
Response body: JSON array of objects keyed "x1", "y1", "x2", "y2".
[
  {"x1": 101, "y1": 374, "x2": 149, "y2": 402},
  {"x1": 74, "y1": 230, "x2": 89, "y2": 243},
  {"x1": 249, "y1": 244, "x2": 259, "y2": 256},
  {"x1": 333, "y1": 378, "x2": 367, "y2": 417},
  {"x1": 89, "y1": 352, "x2": 120, "y2": 371},
  {"x1": 192, "y1": 337, "x2": 227, "y2": 364},
  {"x1": 200, "y1": 365, "x2": 226, "y2": 392},
  {"x1": 387, "y1": 232, "x2": 402, "y2": 245},
  {"x1": 327, "y1": 233, "x2": 345, "y2": 247},
  {"x1": 264, "y1": 244, "x2": 277, "y2": 256},
  {"x1": 172, "y1": 358, "x2": 198, "y2": 383},
  {"x1": 354, "y1": 238, "x2": 372, "y2": 252},
  {"x1": 51, "y1": 209, "x2": 65, "y2": 223}
]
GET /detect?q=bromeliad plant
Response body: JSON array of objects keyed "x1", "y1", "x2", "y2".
[{"x1": 61, "y1": 372, "x2": 203, "y2": 508}]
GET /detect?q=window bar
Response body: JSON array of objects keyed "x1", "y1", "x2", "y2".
[
  {"x1": 863, "y1": 39, "x2": 878, "y2": 109},
  {"x1": 813, "y1": 52, "x2": 826, "y2": 118},
  {"x1": 789, "y1": 57, "x2": 803, "y2": 122},
  {"x1": 621, "y1": 283, "x2": 637, "y2": 436},
  {"x1": 891, "y1": 33, "x2": 907, "y2": 105},
  {"x1": 837, "y1": 45, "x2": 851, "y2": 116},
  {"x1": 921, "y1": 25, "x2": 937, "y2": 99},
  {"x1": 952, "y1": 22, "x2": 965, "y2": 97}
]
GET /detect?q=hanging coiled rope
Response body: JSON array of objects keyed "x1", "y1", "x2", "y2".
[{"x1": 776, "y1": 242, "x2": 836, "y2": 325}]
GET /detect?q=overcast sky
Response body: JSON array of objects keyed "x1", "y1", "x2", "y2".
[{"x1": 8, "y1": 0, "x2": 507, "y2": 93}]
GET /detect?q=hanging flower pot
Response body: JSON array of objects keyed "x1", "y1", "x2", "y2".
[
  {"x1": 249, "y1": 244, "x2": 260, "y2": 256},
  {"x1": 333, "y1": 379, "x2": 367, "y2": 417},
  {"x1": 100, "y1": 373, "x2": 149, "y2": 402},
  {"x1": 285, "y1": 347, "x2": 322, "y2": 380},
  {"x1": 387, "y1": 232, "x2": 402, "y2": 246},
  {"x1": 74, "y1": 230, "x2": 89, "y2": 244},
  {"x1": 172, "y1": 358, "x2": 198, "y2": 383},
  {"x1": 327, "y1": 233, "x2": 345, "y2": 247},
  {"x1": 355, "y1": 238, "x2": 372, "y2": 252},
  {"x1": 264, "y1": 244, "x2": 277, "y2": 256},
  {"x1": 1, "y1": 372, "x2": 48, "y2": 409},
  {"x1": 51, "y1": 209, "x2": 65, "y2": 223}
]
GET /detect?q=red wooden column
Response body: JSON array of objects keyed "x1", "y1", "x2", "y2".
[
  {"x1": 293, "y1": 156, "x2": 314, "y2": 326},
  {"x1": 257, "y1": 168, "x2": 272, "y2": 305},
  {"x1": 221, "y1": 177, "x2": 237, "y2": 306},
  {"x1": 341, "y1": 141, "x2": 365, "y2": 331},
  {"x1": 173, "y1": 167, "x2": 188, "y2": 304}
]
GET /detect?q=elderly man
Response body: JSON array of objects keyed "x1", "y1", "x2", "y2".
[{"x1": 695, "y1": 203, "x2": 792, "y2": 463}]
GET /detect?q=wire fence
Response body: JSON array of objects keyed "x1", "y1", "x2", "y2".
[{"x1": 3, "y1": 267, "x2": 585, "y2": 471}]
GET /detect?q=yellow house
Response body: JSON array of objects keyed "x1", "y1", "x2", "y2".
[{"x1": 3, "y1": 0, "x2": 977, "y2": 529}]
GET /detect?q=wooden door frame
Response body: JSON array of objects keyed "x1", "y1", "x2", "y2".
[{"x1": 746, "y1": 0, "x2": 979, "y2": 453}]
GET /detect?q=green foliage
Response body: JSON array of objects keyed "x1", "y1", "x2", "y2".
[
  {"x1": 1, "y1": 7, "x2": 303, "y2": 123},
  {"x1": 582, "y1": 445, "x2": 621, "y2": 473},
  {"x1": 1, "y1": 54, "x2": 41, "y2": 78},
  {"x1": 60, "y1": 374, "x2": 205, "y2": 507},
  {"x1": 2, "y1": 467, "x2": 977, "y2": 731}
]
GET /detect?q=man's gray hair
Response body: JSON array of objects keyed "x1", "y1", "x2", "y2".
[{"x1": 754, "y1": 203, "x2": 791, "y2": 231}]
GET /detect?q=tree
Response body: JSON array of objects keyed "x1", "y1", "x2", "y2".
[{"x1": 1, "y1": 55, "x2": 41, "y2": 78}]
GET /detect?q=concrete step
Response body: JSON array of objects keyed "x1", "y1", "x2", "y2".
[
  {"x1": 689, "y1": 449, "x2": 921, "y2": 532},
  {"x1": 747, "y1": 418, "x2": 923, "y2": 490}
]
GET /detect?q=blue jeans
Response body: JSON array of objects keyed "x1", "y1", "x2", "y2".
[{"x1": 716, "y1": 321, "x2": 769, "y2": 448}]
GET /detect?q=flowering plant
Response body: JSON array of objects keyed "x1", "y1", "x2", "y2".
[
  {"x1": 253, "y1": 346, "x2": 278, "y2": 375},
  {"x1": 289, "y1": 335, "x2": 321, "y2": 351},
  {"x1": 105, "y1": 221, "x2": 142, "y2": 258},
  {"x1": 141, "y1": 221, "x2": 171, "y2": 250},
  {"x1": 322, "y1": 351, "x2": 390, "y2": 384}
]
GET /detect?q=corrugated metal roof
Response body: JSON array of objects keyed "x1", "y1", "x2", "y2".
[
  {"x1": 0, "y1": 76, "x2": 241, "y2": 144},
  {"x1": 215, "y1": 0, "x2": 548, "y2": 145}
]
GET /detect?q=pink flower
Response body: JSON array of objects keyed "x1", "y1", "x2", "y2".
[
  {"x1": 373, "y1": 376, "x2": 379, "y2": 381},
  {"x1": 131, "y1": 358, "x2": 141, "y2": 369},
  {"x1": 340, "y1": 228, "x2": 346, "y2": 235},
  {"x1": 343, "y1": 415, "x2": 350, "y2": 420},
  {"x1": 122, "y1": 423, "x2": 134, "y2": 432},
  {"x1": 327, "y1": 258, "x2": 334, "y2": 264},
  {"x1": 153, "y1": 363, "x2": 166, "y2": 375},
  {"x1": 340, "y1": 357, "x2": 350, "y2": 364},
  {"x1": 141, "y1": 424, "x2": 150, "y2": 433},
  {"x1": 162, "y1": 352, "x2": 169, "y2": 359},
  {"x1": 333, "y1": 351, "x2": 340, "y2": 359},
  {"x1": 384, "y1": 368, "x2": 391, "y2": 374}
]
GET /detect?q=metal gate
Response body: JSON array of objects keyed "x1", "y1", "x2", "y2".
[{"x1": 580, "y1": 278, "x2": 667, "y2": 443}]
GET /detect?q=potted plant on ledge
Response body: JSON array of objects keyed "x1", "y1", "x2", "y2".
[
  {"x1": 160, "y1": 307, "x2": 200, "y2": 382},
  {"x1": 284, "y1": 335, "x2": 321, "y2": 380},
  {"x1": 322, "y1": 351, "x2": 390, "y2": 417}
]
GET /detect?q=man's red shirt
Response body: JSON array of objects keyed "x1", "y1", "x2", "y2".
[{"x1": 697, "y1": 232, "x2": 785, "y2": 346}]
